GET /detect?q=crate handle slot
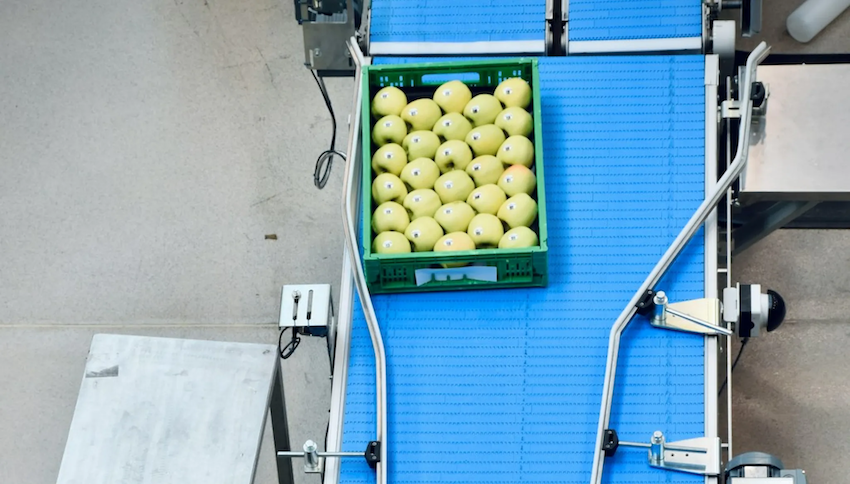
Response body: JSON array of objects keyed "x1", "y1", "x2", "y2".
[
  {"x1": 414, "y1": 266, "x2": 497, "y2": 286},
  {"x1": 420, "y1": 73, "x2": 480, "y2": 85}
]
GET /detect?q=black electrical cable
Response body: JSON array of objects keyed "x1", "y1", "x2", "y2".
[
  {"x1": 279, "y1": 327, "x2": 301, "y2": 359},
  {"x1": 718, "y1": 337, "x2": 749, "y2": 396},
  {"x1": 310, "y1": 68, "x2": 347, "y2": 189}
]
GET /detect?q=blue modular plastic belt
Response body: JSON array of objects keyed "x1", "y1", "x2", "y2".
[
  {"x1": 370, "y1": 0, "x2": 546, "y2": 44},
  {"x1": 569, "y1": 0, "x2": 703, "y2": 42},
  {"x1": 342, "y1": 56, "x2": 707, "y2": 484}
]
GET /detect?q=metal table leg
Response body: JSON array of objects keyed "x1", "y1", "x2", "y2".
[{"x1": 270, "y1": 360, "x2": 295, "y2": 484}]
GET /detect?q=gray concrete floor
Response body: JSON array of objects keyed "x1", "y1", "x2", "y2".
[{"x1": 1, "y1": 1, "x2": 847, "y2": 484}]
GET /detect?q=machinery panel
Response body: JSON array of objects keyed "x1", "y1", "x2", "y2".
[{"x1": 339, "y1": 55, "x2": 708, "y2": 484}]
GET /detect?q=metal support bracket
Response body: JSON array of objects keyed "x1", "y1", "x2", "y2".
[
  {"x1": 649, "y1": 291, "x2": 731, "y2": 336},
  {"x1": 615, "y1": 431, "x2": 721, "y2": 476},
  {"x1": 721, "y1": 99, "x2": 741, "y2": 119}
]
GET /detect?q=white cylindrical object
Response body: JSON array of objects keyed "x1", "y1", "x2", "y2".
[{"x1": 787, "y1": 0, "x2": 850, "y2": 43}]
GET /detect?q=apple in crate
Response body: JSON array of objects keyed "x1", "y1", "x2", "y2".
[
  {"x1": 495, "y1": 107, "x2": 532, "y2": 138},
  {"x1": 467, "y1": 184, "x2": 507, "y2": 215},
  {"x1": 404, "y1": 216, "x2": 444, "y2": 252},
  {"x1": 433, "y1": 113, "x2": 472, "y2": 141},
  {"x1": 371, "y1": 86, "x2": 407, "y2": 118},
  {"x1": 467, "y1": 213, "x2": 504, "y2": 248},
  {"x1": 497, "y1": 135, "x2": 534, "y2": 167},
  {"x1": 497, "y1": 193, "x2": 537, "y2": 229},
  {"x1": 372, "y1": 115, "x2": 407, "y2": 146},
  {"x1": 372, "y1": 201, "x2": 410, "y2": 233},
  {"x1": 372, "y1": 173, "x2": 408, "y2": 204},
  {"x1": 373, "y1": 231, "x2": 411, "y2": 254},
  {"x1": 499, "y1": 226, "x2": 539, "y2": 249},
  {"x1": 434, "y1": 232, "x2": 476, "y2": 252},
  {"x1": 371, "y1": 143, "x2": 407, "y2": 176},
  {"x1": 466, "y1": 124, "x2": 506, "y2": 157},
  {"x1": 463, "y1": 94, "x2": 503, "y2": 126},
  {"x1": 403, "y1": 189, "x2": 442, "y2": 220},
  {"x1": 466, "y1": 155, "x2": 504, "y2": 186},
  {"x1": 403, "y1": 130, "x2": 441, "y2": 160},
  {"x1": 434, "y1": 170, "x2": 475, "y2": 203},
  {"x1": 435, "y1": 140, "x2": 473, "y2": 173},
  {"x1": 433, "y1": 80, "x2": 472, "y2": 113},
  {"x1": 495, "y1": 78, "x2": 531, "y2": 109},
  {"x1": 434, "y1": 201, "x2": 476, "y2": 233},
  {"x1": 400, "y1": 158, "x2": 440, "y2": 190},
  {"x1": 401, "y1": 98, "x2": 442, "y2": 131},
  {"x1": 498, "y1": 165, "x2": 537, "y2": 197}
]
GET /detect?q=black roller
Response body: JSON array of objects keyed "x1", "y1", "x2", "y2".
[{"x1": 766, "y1": 289, "x2": 786, "y2": 332}]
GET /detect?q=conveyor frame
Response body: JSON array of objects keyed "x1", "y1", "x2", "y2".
[{"x1": 324, "y1": 42, "x2": 737, "y2": 484}]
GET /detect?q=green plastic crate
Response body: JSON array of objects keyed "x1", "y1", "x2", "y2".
[{"x1": 361, "y1": 58, "x2": 548, "y2": 294}]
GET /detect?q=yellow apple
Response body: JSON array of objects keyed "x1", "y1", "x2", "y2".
[
  {"x1": 467, "y1": 213, "x2": 504, "y2": 247},
  {"x1": 497, "y1": 193, "x2": 537, "y2": 228},
  {"x1": 371, "y1": 115, "x2": 408, "y2": 146},
  {"x1": 494, "y1": 107, "x2": 533, "y2": 137},
  {"x1": 371, "y1": 143, "x2": 407, "y2": 176},
  {"x1": 465, "y1": 155, "x2": 504, "y2": 186},
  {"x1": 373, "y1": 231, "x2": 411, "y2": 254},
  {"x1": 496, "y1": 135, "x2": 534, "y2": 167},
  {"x1": 400, "y1": 158, "x2": 440, "y2": 190},
  {"x1": 434, "y1": 232, "x2": 476, "y2": 253},
  {"x1": 400, "y1": 98, "x2": 442, "y2": 131},
  {"x1": 494, "y1": 78, "x2": 531, "y2": 109},
  {"x1": 402, "y1": 130, "x2": 441, "y2": 160},
  {"x1": 463, "y1": 94, "x2": 503, "y2": 126},
  {"x1": 467, "y1": 184, "x2": 507, "y2": 215},
  {"x1": 434, "y1": 170, "x2": 475, "y2": 203},
  {"x1": 371, "y1": 86, "x2": 407, "y2": 118},
  {"x1": 402, "y1": 188, "x2": 442, "y2": 220},
  {"x1": 404, "y1": 216, "x2": 444, "y2": 252},
  {"x1": 465, "y1": 124, "x2": 507, "y2": 157},
  {"x1": 497, "y1": 164, "x2": 537, "y2": 197},
  {"x1": 372, "y1": 173, "x2": 408, "y2": 204},
  {"x1": 434, "y1": 201, "x2": 476, "y2": 233},
  {"x1": 434, "y1": 140, "x2": 474, "y2": 173},
  {"x1": 432, "y1": 113, "x2": 472, "y2": 141},
  {"x1": 372, "y1": 201, "x2": 410, "y2": 233},
  {"x1": 499, "y1": 226, "x2": 539, "y2": 249},
  {"x1": 433, "y1": 80, "x2": 472, "y2": 113}
]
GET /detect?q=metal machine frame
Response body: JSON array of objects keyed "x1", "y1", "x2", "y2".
[{"x1": 293, "y1": 0, "x2": 753, "y2": 72}]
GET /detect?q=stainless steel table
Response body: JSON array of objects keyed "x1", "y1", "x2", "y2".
[
  {"x1": 743, "y1": 64, "x2": 850, "y2": 202},
  {"x1": 734, "y1": 64, "x2": 850, "y2": 254},
  {"x1": 56, "y1": 334, "x2": 293, "y2": 484}
]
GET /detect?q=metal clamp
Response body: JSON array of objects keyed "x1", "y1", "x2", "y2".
[
  {"x1": 604, "y1": 430, "x2": 721, "y2": 476},
  {"x1": 649, "y1": 291, "x2": 732, "y2": 336},
  {"x1": 277, "y1": 440, "x2": 381, "y2": 474}
]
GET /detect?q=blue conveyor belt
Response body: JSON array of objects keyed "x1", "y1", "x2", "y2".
[
  {"x1": 370, "y1": 0, "x2": 546, "y2": 47},
  {"x1": 341, "y1": 56, "x2": 707, "y2": 484},
  {"x1": 568, "y1": 0, "x2": 703, "y2": 42}
]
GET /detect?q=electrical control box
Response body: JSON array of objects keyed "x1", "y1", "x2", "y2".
[{"x1": 279, "y1": 284, "x2": 331, "y2": 337}]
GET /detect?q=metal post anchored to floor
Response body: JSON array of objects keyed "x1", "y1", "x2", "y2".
[{"x1": 588, "y1": 41, "x2": 771, "y2": 484}]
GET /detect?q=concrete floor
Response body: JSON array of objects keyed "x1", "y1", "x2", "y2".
[{"x1": 1, "y1": 1, "x2": 847, "y2": 483}]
